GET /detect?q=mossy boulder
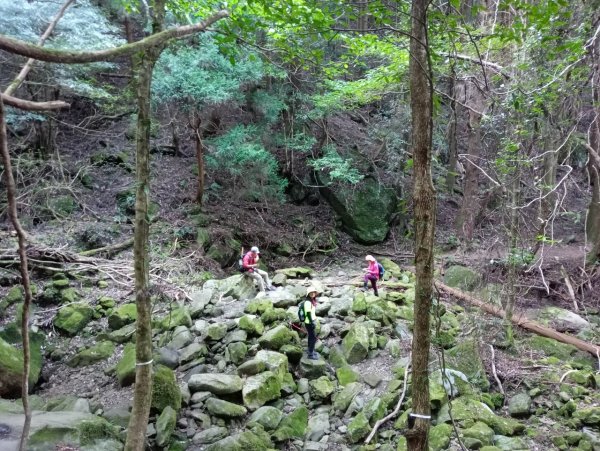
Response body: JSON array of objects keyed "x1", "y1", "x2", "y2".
[
  {"x1": 280, "y1": 344, "x2": 303, "y2": 364},
  {"x1": 255, "y1": 350, "x2": 289, "y2": 383},
  {"x1": 107, "y1": 303, "x2": 137, "y2": 330},
  {"x1": 206, "y1": 323, "x2": 228, "y2": 341},
  {"x1": 507, "y1": 393, "x2": 531, "y2": 418},
  {"x1": 445, "y1": 339, "x2": 490, "y2": 391},
  {"x1": 379, "y1": 258, "x2": 403, "y2": 278},
  {"x1": 573, "y1": 407, "x2": 600, "y2": 425},
  {"x1": 248, "y1": 406, "x2": 283, "y2": 430},
  {"x1": 429, "y1": 423, "x2": 452, "y2": 451},
  {"x1": 156, "y1": 406, "x2": 177, "y2": 447},
  {"x1": 227, "y1": 342, "x2": 248, "y2": 365},
  {"x1": 77, "y1": 416, "x2": 121, "y2": 446},
  {"x1": 187, "y1": 373, "x2": 243, "y2": 394},
  {"x1": 333, "y1": 382, "x2": 363, "y2": 412},
  {"x1": 245, "y1": 298, "x2": 272, "y2": 314},
  {"x1": 444, "y1": 265, "x2": 482, "y2": 291},
  {"x1": 237, "y1": 359, "x2": 267, "y2": 377},
  {"x1": 275, "y1": 267, "x2": 314, "y2": 278},
  {"x1": 463, "y1": 421, "x2": 495, "y2": 445},
  {"x1": 272, "y1": 405, "x2": 308, "y2": 441},
  {"x1": 526, "y1": 335, "x2": 578, "y2": 360},
  {"x1": 347, "y1": 411, "x2": 370, "y2": 443},
  {"x1": 242, "y1": 371, "x2": 282, "y2": 410},
  {"x1": 0, "y1": 337, "x2": 32, "y2": 397},
  {"x1": 352, "y1": 292, "x2": 367, "y2": 314},
  {"x1": 309, "y1": 376, "x2": 335, "y2": 400},
  {"x1": 258, "y1": 324, "x2": 295, "y2": 350},
  {"x1": 337, "y1": 366, "x2": 360, "y2": 386},
  {"x1": 238, "y1": 315, "x2": 264, "y2": 336},
  {"x1": 159, "y1": 307, "x2": 192, "y2": 331},
  {"x1": 54, "y1": 304, "x2": 94, "y2": 336},
  {"x1": 342, "y1": 322, "x2": 371, "y2": 364},
  {"x1": 299, "y1": 355, "x2": 328, "y2": 379},
  {"x1": 116, "y1": 343, "x2": 136, "y2": 387},
  {"x1": 319, "y1": 177, "x2": 399, "y2": 244},
  {"x1": 206, "y1": 398, "x2": 248, "y2": 418},
  {"x1": 151, "y1": 365, "x2": 181, "y2": 414},
  {"x1": 260, "y1": 307, "x2": 288, "y2": 325},
  {"x1": 0, "y1": 285, "x2": 24, "y2": 315},
  {"x1": 206, "y1": 429, "x2": 272, "y2": 451},
  {"x1": 68, "y1": 341, "x2": 115, "y2": 367}
]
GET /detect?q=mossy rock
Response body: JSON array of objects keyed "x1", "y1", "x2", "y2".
[
  {"x1": 342, "y1": 322, "x2": 371, "y2": 364},
  {"x1": 275, "y1": 267, "x2": 314, "y2": 278},
  {"x1": 463, "y1": 421, "x2": 495, "y2": 445},
  {"x1": 0, "y1": 285, "x2": 24, "y2": 315},
  {"x1": 206, "y1": 398, "x2": 248, "y2": 418},
  {"x1": 318, "y1": 176, "x2": 399, "y2": 244},
  {"x1": 347, "y1": 411, "x2": 370, "y2": 443},
  {"x1": 77, "y1": 416, "x2": 120, "y2": 446},
  {"x1": 54, "y1": 304, "x2": 94, "y2": 336},
  {"x1": 159, "y1": 307, "x2": 192, "y2": 331},
  {"x1": 0, "y1": 334, "x2": 43, "y2": 397},
  {"x1": 116, "y1": 343, "x2": 136, "y2": 387},
  {"x1": 107, "y1": 303, "x2": 137, "y2": 330},
  {"x1": 245, "y1": 298, "x2": 272, "y2": 315},
  {"x1": 60, "y1": 288, "x2": 80, "y2": 304},
  {"x1": 206, "y1": 429, "x2": 272, "y2": 451},
  {"x1": 227, "y1": 341, "x2": 248, "y2": 365},
  {"x1": 272, "y1": 405, "x2": 308, "y2": 441},
  {"x1": 242, "y1": 371, "x2": 282, "y2": 410},
  {"x1": 48, "y1": 194, "x2": 79, "y2": 217},
  {"x1": 525, "y1": 336, "x2": 578, "y2": 360},
  {"x1": 352, "y1": 292, "x2": 367, "y2": 314},
  {"x1": 258, "y1": 324, "x2": 295, "y2": 350},
  {"x1": 379, "y1": 258, "x2": 403, "y2": 278},
  {"x1": 429, "y1": 423, "x2": 452, "y2": 451},
  {"x1": 260, "y1": 307, "x2": 288, "y2": 325},
  {"x1": 68, "y1": 341, "x2": 115, "y2": 367},
  {"x1": 445, "y1": 339, "x2": 490, "y2": 391},
  {"x1": 151, "y1": 365, "x2": 182, "y2": 414},
  {"x1": 336, "y1": 365, "x2": 360, "y2": 386},
  {"x1": 238, "y1": 315, "x2": 265, "y2": 336},
  {"x1": 156, "y1": 406, "x2": 177, "y2": 447},
  {"x1": 444, "y1": 265, "x2": 482, "y2": 291},
  {"x1": 248, "y1": 406, "x2": 283, "y2": 431},
  {"x1": 309, "y1": 376, "x2": 336, "y2": 400}
]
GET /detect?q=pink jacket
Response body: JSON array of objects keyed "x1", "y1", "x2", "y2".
[{"x1": 367, "y1": 261, "x2": 379, "y2": 279}]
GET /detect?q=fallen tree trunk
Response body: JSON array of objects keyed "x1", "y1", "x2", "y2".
[
  {"x1": 79, "y1": 238, "x2": 134, "y2": 257},
  {"x1": 435, "y1": 281, "x2": 600, "y2": 358}
]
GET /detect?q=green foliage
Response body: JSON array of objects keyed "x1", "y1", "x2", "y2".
[
  {"x1": 310, "y1": 144, "x2": 364, "y2": 185},
  {"x1": 249, "y1": 90, "x2": 288, "y2": 123},
  {"x1": 207, "y1": 125, "x2": 287, "y2": 202},
  {"x1": 153, "y1": 34, "x2": 265, "y2": 108}
]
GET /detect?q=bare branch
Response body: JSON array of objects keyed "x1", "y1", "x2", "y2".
[
  {"x1": 1, "y1": 93, "x2": 70, "y2": 111},
  {"x1": 0, "y1": 10, "x2": 229, "y2": 64}
]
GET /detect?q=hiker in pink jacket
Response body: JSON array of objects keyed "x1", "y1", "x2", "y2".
[{"x1": 363, "y1": 255, "x2": 379, "y2": 297}]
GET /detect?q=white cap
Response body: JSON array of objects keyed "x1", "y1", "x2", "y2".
[
  {"x1": 251, "y1": 246, "x2": 260, "y2": 253},
  {"x1": 365, "y1": 255, "x2": 375, "y2": 261}
]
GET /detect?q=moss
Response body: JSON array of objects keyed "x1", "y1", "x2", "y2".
[
  {"x1": 159, "y1": 307, "x2": 192, "y2": 331},
  {"x1": 78, "y1": 417, "x2": 120, "y2": 445},
  {"x1": 68, "y1": 341, "x2": 115, "y2": 367},
  {"x1": 108, "y1": 303, "x2": 137, "y2": 330},
  {"x1": 525, "y1": 336, "x2": 577, "y2": 360},
  {"x1": 28, "y1": 427, "x2": 77, "y2": 449},
  {"x1": 429, "y1": 423, "x2": 452, "y2": 451},
  {"x1": 337, "y1": 365, "x2": 360, "y2": 386},
  {"x1": 272, "y1": 405, "x2": 308, "y2": 441},
  {"x1": 443, "y1": 265, "x2": 481, "y2": 291},
  {"x1": 243, "y1": 371, "x2": 282, "y2": 410},
  {"x1": 116, "y1": 343, "x2": 136, "y2": 387},
  {"x1": 54, "y1": 304, "x2": 94, "y2": 336},
  {"x1": 156, "y1": 406, "x2": 177, "y2": 447},
  {"x1": 151, "y1": 365, "x2": 182, "y2": 414},
  {"x1": 445, "y1": 339, "x2": 490, "y2": 391}
]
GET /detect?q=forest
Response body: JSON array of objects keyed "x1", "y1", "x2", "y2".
[{"x1": 0, "y1": 0, "x2": 599, "y2": 450}]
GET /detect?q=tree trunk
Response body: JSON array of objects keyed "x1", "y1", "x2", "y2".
[
  {"x1": 586, "y1": 13, "x2": 600, "y2": 264},
  {"x1": 124, "y1": 2, "x2": 166, "y2": 449},
  {"x1": 191, "y1": 114, "x2": 205, "y2": 205},
  {"x1": 407, "y1": 0, "x2": 435, "y2": 449},
  {"x1": 0, "y1": 90, "x2": 34, "y2": 451},
  {"x1": 456, "y1": 81, "x2": 484, "y2": 245},
  {"x1": 446, "y1": 73, "x2": 458, "y2": 193}
]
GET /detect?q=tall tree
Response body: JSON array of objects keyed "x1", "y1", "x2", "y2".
[{"x1": 407, "y1": 0, "x2": 435, "y2": 449}]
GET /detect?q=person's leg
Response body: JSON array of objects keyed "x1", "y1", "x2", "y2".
[
  {"x1": 306, "y1": 323, "x2": 316, "y2": 357},
  {"x1": 255, "y1": 268, "x2": 273, "y2": 289},
  {"x1": 363, "y1": 274, "x2": 369, "y2": 290},
  {"x1": 371, "y1": 277, "x2": 379, "y2": 297},
  {"x1": 249, "y1": 272, "x2": 265, "y2": 291}
]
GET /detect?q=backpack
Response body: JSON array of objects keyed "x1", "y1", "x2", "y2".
[
  {"x1": 298, "y1": 301, "x2": 306, "y2": 323},
  {"x1": 377, "y1": 262, "x2": 385, "y2": 279},
  {"x1": 238, "y1": 257, "x2": 246, "y2": 273}
]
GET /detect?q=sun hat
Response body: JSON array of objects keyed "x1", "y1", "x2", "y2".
[
  {"x1": 307, "y1": 286, "x2": 319, "y2": 295},
  {"x1": 251, "y1": 246, "x2": 260, "y2": 253},
  {"x1": 365, "y1": 255, "x2": 375, "y2": 261}
]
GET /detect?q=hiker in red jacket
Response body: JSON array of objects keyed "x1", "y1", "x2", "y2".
[
  {"x1": 242, "y1": 246, "x2": 275, "y2": 292},
  {"x1": 363, "y1": 254, "x2": 379, "y2": 297}
]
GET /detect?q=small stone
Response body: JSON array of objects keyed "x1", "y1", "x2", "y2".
[
  {"x1": 237, "y1": 359, "x2": 267, "y2": 376},
  {"x1": 363, "y1": 372, "x2": 382, "y2": 388},
  {"x1": 187, "y1": 373, "x2": 243, "y2": 394},
  {"x1": 309, "y1": 376, "x2": 335, "y2": 400},
  {"x1": 206, "y1": 323, "x2": 228, "y2": 341},
  {"x1": 508, "y1": 393, "x2": 532, "y2": 418},
  {"x1": 205, "y1": 398, "x2": 247, "y2": 418},
  {"x1": 248, "y1": 406, "x2": 283, "y2": 430},
  {"x1": 192, "y1": 426, "x2": 229, "y2": 445}
]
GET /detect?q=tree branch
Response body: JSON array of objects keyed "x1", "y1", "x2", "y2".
[
  {"x1": 3, "y1": 0, "x2": 75, "y2": 96},
  {"x1": 1, "y1": 93, "x2": 70, "y2": 111},
  {"x1": 440, "y1": 52, "x2": 511, "y2": 79},
  {"x1": 0, "y1": 10, "x2": 229, "y2": 64}
]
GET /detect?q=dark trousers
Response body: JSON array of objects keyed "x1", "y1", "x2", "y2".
[
  {"x1": 364, "y1": 274, "x2": 379, "y2": 296},
  {"x1": 306, "y1": 323, "x2": 316, "y2": 354}
]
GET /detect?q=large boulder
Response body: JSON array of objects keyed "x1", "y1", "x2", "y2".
[
  {"x1": 188, "y1": 373, "x2": 243, "y2": 394},
  {"x1": 205, "y1": 274, "x2": 256, "y2": 300},
  {"x1": 68, "y1": 341, "x2": 115, "y2": 367},
  {"x1": 342, "y1": 322, "x2": 371, "y2": 364},
  {"x1": 107, "y1": 303, "x2": 137, "y2": 330},
  {"x1": 238, "y1": 315, "x2": 264, "y2": 336},
  {"x1": 273, "y1": 406, "x2": 308, "y2": 441},
  {"x1": 443, "y1": 265, "x2": 481, "y2": 291},
  {"x1": 243, "y1": 371, "x2": 282, "y2": 410},
  {"x1": 255, "y1": 350, "x2": 289, "y2": 383},
  {"x1": 258, "y1": 324, "x2": 295, "y2": 350},
  {"x1": 156, "y1": 406, "x2": 176, "y2": 448},
  {"x1": 318, "y1": 177, "x2": 399, "y2": 244},
  {"x1": 116, "y1": 343, "x2": 136, "y2": 387},
  {"x1": 54, "y1": 304, "x2": 94, "y2": 336},
  {"x1": 151, "y1": 365, "x2": 182, "y2": 414},
  {"x1": 445, "y1": 339, "x2": 489, "y2": 391},
  {"x1": 0, "y1": 333, "x2": 43, "y2": 398},
  {"x1": 527, "y1": 307, "x2": 591, "y2": 334}
]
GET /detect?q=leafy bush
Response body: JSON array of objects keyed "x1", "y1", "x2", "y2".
[
  {"x1": 310, "y1": 144, "x2": 364, "y2": 185},
  {"x1": 207, "y1": 125, "x2": 287, "y2": 202}
]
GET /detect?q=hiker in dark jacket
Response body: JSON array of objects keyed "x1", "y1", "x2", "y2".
[
  {"x1": 303, "y1": 287, "x2": 319, "y2": 360},
  {"x1": 363, "y1": 254, "x2": 379, "y2": 297}
]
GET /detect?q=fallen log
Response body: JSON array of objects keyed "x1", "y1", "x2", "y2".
[
  {"x1": 78, "y1": 237, "x2": 134, "y2": 257},
  {"x1": 435, "y1": 281, "x2": 600, "y2": 358}
]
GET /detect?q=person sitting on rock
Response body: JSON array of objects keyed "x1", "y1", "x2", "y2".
[
  {"x1": 303, "y1": 287, "x2": 319, "y2": 360},
  {"x1": 363, "y1": 254, "x2": 379, "y2": 297},
  {"x1": 242, "y1": 246, "x2": 275, "y2": 292}
]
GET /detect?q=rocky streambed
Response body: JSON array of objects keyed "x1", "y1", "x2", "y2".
[{"x1": 0, "y1": 260, "x2": 599, "y2": 450}]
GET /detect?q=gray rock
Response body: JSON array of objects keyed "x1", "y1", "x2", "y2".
[
  {"x1": 179, "y1": 342, "x2": 208, "y2": 364},
  {"x1": 224, "y1": 329, "x2": 247, "y2": 344},
  {"x1": 189, "y1": 288, "x2": 214, "y2": 318},
  {"x1": 268, "y1": 290, "x2": 298, "y2": 308},
  {"x1": 192, "y1": 426, "x2": 229, "y2": 445},
  {"x1": 156, "y1": 347, "x2": 180, "y2": 369},
  {"x1": 306, "y1": 412, "x2": 330, "y2": 441},
  {"x1": 297, "y1": 378, "x2": 310, "y2": 394},
  {"x1": 188, "y1": 373, "x2": 243, "y2": 394},
  {"x1": 206, "y1": 323, "x2": 228, "y2": 341},
  {"x1": 167, "y1": 326, "x2": 194, "y2": 350},
  {"x1": 243, "y1": 371, "x2": 282, "y2": 410},
  {"x1": 248, "y1": 406, "x2": 284, "y2": 430},
  {"x1": 237, "y1": 359, "x2": 267, "y2": 376},
  {"x1": 156, "y1": 406, "x2": 176, "y2": 447},
  {"x1": 205, "y1": 398, "x2": 247, "y2": 418},
  {"x1": 255, "y1": 350, "x2": 289, "y2": 382},
  {"x1": 299, "y1": 356, "x2": 327, "y2": 379},
  {"x1": 508, "y1": 393, "x2": 532, "y2": 418}
]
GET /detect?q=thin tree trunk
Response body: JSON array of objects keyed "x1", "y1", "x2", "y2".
[
  {"x1": 3, "y1": 0, "x2": 75, "y2": 96},
  {"x1": 124, "y1": 2, "x2": 166, "y2": 448},
  {"x1": 191, "y1": 114, "x2": 205, "y2": 205},
  {"x1": 407, "y1": 0, "x2": 435, "y2": 448},
  {"x1": 504, "y1": 174, "x2": 519, "y2": 345},
  {"x1": 0, "y1": 89, "x2": 34, "y2": 451},
  {"x1": 446, "y1": 73, "x2": 458, "y2": 193}
]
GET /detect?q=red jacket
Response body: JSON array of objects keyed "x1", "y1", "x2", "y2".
[{"x1": 242, "y1": 252, "x2": 257, "y2": 272}]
